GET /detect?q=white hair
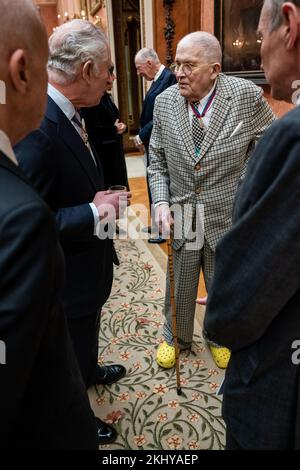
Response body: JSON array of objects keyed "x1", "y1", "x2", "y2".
[
  {"x1": 48, "y1": 19, "x2": 109, "y2": 85},
  {"x1": 135, "y1": 48, "x2": 160, "y2": 64},
  {"x1": 177, "y1": 32, "x2": 222, "y2": 64},
  {"x1": 265, "y1": 0, "x2": 300, "y2": 31}
]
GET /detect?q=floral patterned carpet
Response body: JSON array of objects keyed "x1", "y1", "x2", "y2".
[{"x1": 89, "y1": 238, "x2": 225, "y2": 450}]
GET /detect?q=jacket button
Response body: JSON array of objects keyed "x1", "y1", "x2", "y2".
[
  {"x1": 195, "y1": 188, "x2": 201, "y2": 195},
  {"x1": 195, "y1": 163, "x2": 201, "y2": 172}
]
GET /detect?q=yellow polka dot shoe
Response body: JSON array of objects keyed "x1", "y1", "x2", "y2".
[
  {"x1": 209, "y1": 345, "x2": 231, "y2": 369},
  {"x1": 156, "y1": 341, "x2": 176, "y2": 369}
]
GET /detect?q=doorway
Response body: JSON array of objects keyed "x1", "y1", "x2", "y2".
[{"x1": 112, "y1": 0, "x2": 143, "y2": 153}]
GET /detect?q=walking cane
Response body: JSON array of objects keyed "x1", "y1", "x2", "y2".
[{"x1": 166, "y1": 235, "x2": 182, "y2": 396}]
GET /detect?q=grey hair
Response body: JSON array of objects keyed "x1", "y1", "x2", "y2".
[
  {"x1": 177, "y1": 32, "x2": 222, "y2": 63},
  {"x1": 135, "y1": 48, "x2": 160, "y2": 64},
  {"x1": 265, "y1": 0, "x2": 300, "y2": 31},
  {"x1": 48, "y1": 19, "x2": 109, "y2": 85}
]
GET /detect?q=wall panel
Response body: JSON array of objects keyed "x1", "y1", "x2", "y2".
[
  {"x1": 154, "y1": 0, "x2": 202, "y2": 65},
  {"x1": 34, "y1": 0, "x2": 58, "y2": 35}
]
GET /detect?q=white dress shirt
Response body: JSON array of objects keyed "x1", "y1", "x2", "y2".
[
  {"x1": 47, "y1": 83, "x2": 99, "y2": 234},
  {"x1": 154, "y1": 64, "x2": 165, "y2": 82},
  {"x1": 0, "y1": 130, "x2": 18, "y2": 165},
  {"x1": 47, "y1": 84, "x2": 96, "y2": 160}
]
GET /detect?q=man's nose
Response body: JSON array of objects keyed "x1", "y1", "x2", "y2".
[{"x1": 176, "y1": 68, "x2": 185, "y2": 78}]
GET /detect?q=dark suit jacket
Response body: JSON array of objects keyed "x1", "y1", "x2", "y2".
[
  {"x1": 15, "y1": 96, "x2": 115, "y2": 319},
  {"x1": 82, "y1": 93, "x2": 129, "y2": 189},
  {"x1": 204, "y1": 106, "x2": 300, "y2": 449},
  {"x1": 0, "y1": 151, "x2": 97, "y2": 449},
  {"x1": 139, "y1": 67, "x2": 177, "y2": 149}
]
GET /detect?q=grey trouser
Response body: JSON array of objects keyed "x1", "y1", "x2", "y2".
[{"x1": 164, "y1": 239, "x2": 214, "y2": 348}]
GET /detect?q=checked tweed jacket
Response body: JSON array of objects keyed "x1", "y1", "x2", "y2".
[{"x1": 148, "y1": 73, "x2": 275, "y2": 251}]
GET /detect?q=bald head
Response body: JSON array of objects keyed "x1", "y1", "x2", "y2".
[
  {"x1": 0, "y1": 0, "x2": 47, "y2": 58},
  {"x1": 177, "y1": 32, "x2": 222, "y2": 64},
  {"x1": 0, "y1": 0, "x2": 49, "y2": 145}
]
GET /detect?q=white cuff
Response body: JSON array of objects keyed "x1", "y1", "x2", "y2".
[
  {"x1": 154, "y1": 201, "x2": 169, "y2": 208},
  {"x1": 89, "y1": 203, "x2": 99, "y2": 236},
  {"x1": 135, "y1": 135, "x2": 143, "y2": 145}
]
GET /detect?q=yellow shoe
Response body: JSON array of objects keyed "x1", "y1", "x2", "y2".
[
  {"x1": 156, "y1": 341, "x2": 176, "y2": 369},
  {"x1": 209, "y1": 346, "x2": 231, "y2": 369}
]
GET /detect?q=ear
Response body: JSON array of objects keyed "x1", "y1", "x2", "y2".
[
  {"x1": 282, "y1": 3, "x2": 300, "y2": 50},
  {"x1": 82, "y1": 60, "x2": 93, "y2": 83},
  {"x1": 9, "y1": 49, "x2": 28, "y2": 94},
  {"x1": 211, "y1": 62, "x2": 221, "y2": 80}
]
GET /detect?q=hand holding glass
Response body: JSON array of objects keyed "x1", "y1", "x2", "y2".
[
  {"x1": 108, "y1": 185, "x2": 129, "y2": 219},
  {"x1": 108, "y1": 185, "x2": 128, "y2": 193}
]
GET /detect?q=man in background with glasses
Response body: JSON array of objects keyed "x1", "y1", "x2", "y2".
[{"x1": 148, "y1": 31, "x2": 274, "y2": 370}]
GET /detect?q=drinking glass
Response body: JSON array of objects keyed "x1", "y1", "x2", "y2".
[{"x1": 108, "y1": 185, "x2": 127, "y2": 193}]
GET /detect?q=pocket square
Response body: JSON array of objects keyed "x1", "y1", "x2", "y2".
[{"x1": 229, "y1": 121, "x2": 243, "y2": 138}]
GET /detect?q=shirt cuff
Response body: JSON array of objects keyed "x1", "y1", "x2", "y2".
[
  {"x1": 135, "y1": 134, "x2": 143, "y2": 145},
  {"x1": 154, "y1": 201, "x2": 169, "y2": 208},
  {"x1": 89, "y1": 203, "x2": 99, "y2": 236}
]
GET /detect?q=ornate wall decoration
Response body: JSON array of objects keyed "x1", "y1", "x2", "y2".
[{"x1": 163, "y1": 0, "x2": 176, "y2": 66}]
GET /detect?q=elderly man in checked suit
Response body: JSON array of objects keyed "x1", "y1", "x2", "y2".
[{"x1": 148, "y1": 31, "x2": 275, "y2": 369}]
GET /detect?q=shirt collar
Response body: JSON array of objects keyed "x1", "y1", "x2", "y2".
[
  {"x1": 297, "y1": 95, "x2": 300, "y2": 106},
  {"x1": 48, "y1": 83, "x2": 76, "y2": 121},
  {"x1": 0, "y1": 130, "x2": 18, "y2": 166},
  {"x1": 154, "y1": 64, "x2": 165, "y2": 82}
]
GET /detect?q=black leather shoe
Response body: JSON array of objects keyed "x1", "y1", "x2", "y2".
[
  {"x1": 95, "y1": 417, "x2": 117, "y2": 445},
  {"x1": 148, "y1": 236, "x2": 165, "y2": 244},
  {"x1": 94, "y1": 364, "x2": 126, "y2": 385}
]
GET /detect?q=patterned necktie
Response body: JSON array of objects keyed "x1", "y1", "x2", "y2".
[
  {"x1": 192, "y1": 101, "x2": 205, "y2": 156},
  {"x1": 72, "y1": 113, "x2": 89, "y2": 147},
  {"x1": 72, "y1": 112, "x2": 99, "y2": 168}
]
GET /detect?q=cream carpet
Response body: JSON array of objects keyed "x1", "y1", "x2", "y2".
[{"x1": 89, "y1": 238, "x2": 225, "y2": 450}]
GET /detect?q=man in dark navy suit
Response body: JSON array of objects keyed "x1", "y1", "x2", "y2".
[
  {"x1": 134, "y1": 48, "x2": 177, "y2": 243},
  {"x1": 0, "y1": 0, "x2": 98, "y2": 449},
  {"x1": 204, "y1": 0, "x2": 300, "y2": 450},
  {"x1": 82, "y1": 64, "x2": 129, "y2": 190},
  {"x1": 15, "y1": 20, "x2": 131, "y2": 445}
]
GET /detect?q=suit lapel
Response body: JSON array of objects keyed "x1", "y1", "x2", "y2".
[
  {"x1": 175, "y1": 93, "x2": 198, "y2": 162},
  {"x1": 46, "y1": 97, "x2": 103, "y2": 191},
  {"x1": 199, "y1": 74, "x2": 231, "y2": 160},
  {"x1": 144, "y1": 68, "x2": 168, "y2": 104},
  {"x1": 0, "y1": 150, "x2": 34, "y2": 187},
  {"x1": 143, "y1": 81, "x2": 156, "y2": 106}
]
